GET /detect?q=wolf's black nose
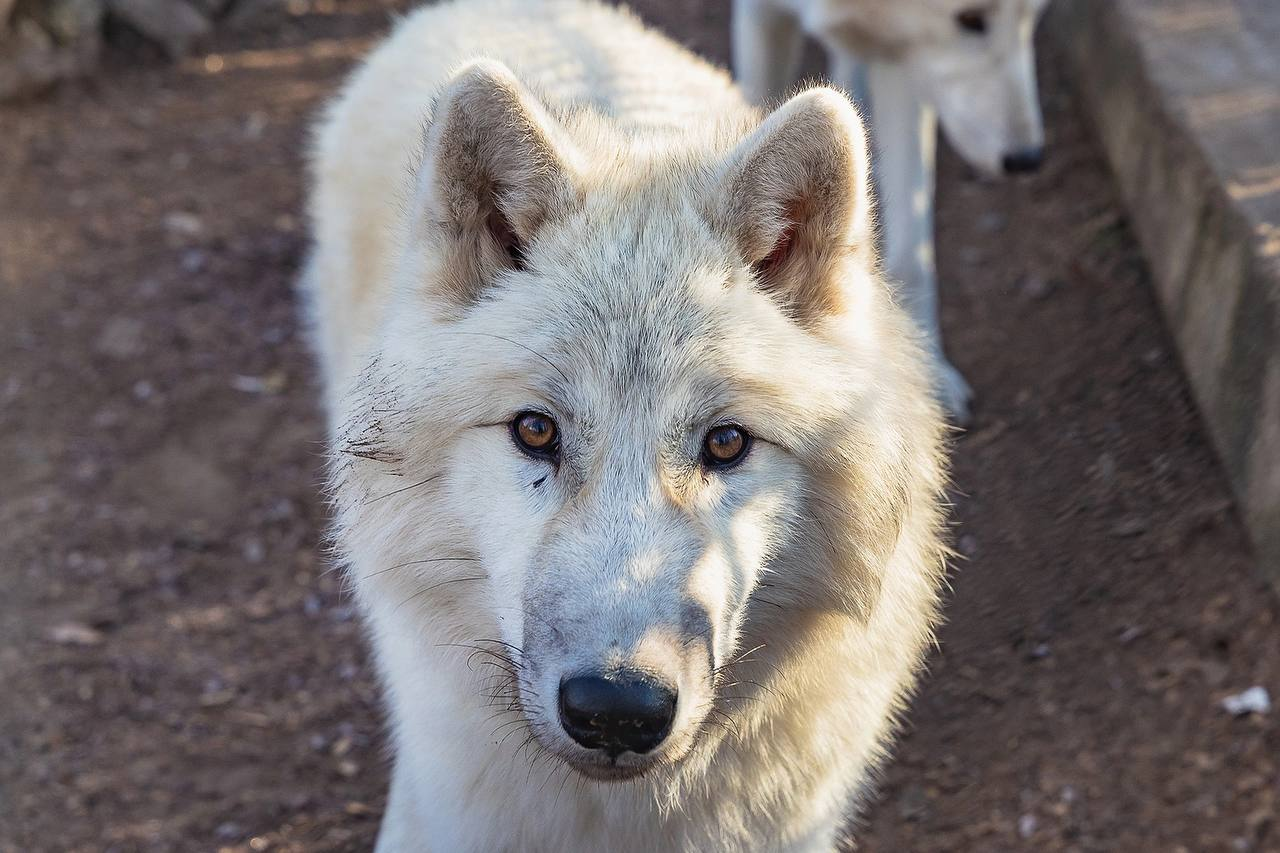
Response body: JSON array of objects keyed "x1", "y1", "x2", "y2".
[
  {"x1": 1002, "y1": 146, "x2": 1044, "y2": 174},
  {"x1": 558, "y1": 673, "x2": 676, "y2": 756}
]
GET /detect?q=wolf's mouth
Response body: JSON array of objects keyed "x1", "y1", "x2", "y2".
[{"x1": 563, "y1": 753, "x2": 657, "y2": 782}]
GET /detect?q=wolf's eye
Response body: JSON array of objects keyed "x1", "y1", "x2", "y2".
[
  {"x1": 512, "y1": 411, "x2": 558, "y2": 457},
  {"x1": 955, "y1": 7, "x2": 989, "y2": 33},
  {"x1": 702, "y1": 424, "x2": 750, "y2": 468}
]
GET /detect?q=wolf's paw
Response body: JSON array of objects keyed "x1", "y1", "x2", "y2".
[{"x1": 933, "y1": 357, "x2": 973, "y2": 426}]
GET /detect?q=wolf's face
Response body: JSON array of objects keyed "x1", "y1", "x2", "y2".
[
  {"x1": 436, "y1": 224, "x2": 818, "y2": 778},
  {"x1": 895, "y1": 0, "x2": 1049, "y2": 174},
  {"x1": 336, "y1": 62, "x2": 921, "y2": 782}
]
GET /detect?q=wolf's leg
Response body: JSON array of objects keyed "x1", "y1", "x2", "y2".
[
  {"x1": 732, "y1": 0, "x2": 805, "y2": 105},
  {"x1": 862, "y1": 60, "x2": 973, "y2": 424}
]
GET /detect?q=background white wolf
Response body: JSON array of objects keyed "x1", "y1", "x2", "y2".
[
  {"x1": 304, "y1": 0, "x2": 949, "y2": 849},
  {"x1": 733, "y1": 0, "x2": 1050, "y2": 422}
]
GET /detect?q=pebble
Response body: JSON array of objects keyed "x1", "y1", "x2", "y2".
[
  {"x1": 94, "y1": 316, "x2": 145, "y2": 359},
  {"x1": 181, "y1": 248, "x2": 208, "y2": 273},
  {"x1": 1221, "y1": 686, "x2": 1271, "y2": 717},
  {"x1": 244, "y1": 111, "x2": 269, "y2": 139},
  {"x1": 214, "y1": 822, "x2": 243, "y2": 841},
  {"x1": 164, "y1": 211, "x2": 204, "y2": 237},
  {"x1": 48, "y1": 623, "x2": 105, "y2": 647},
  {"x1": 1109, "y1": 517, "x2": 1148, "y2": 538},
  {"x1": 242, "y1": 538, "x2": 266, "y2": 564},
  {"x1": 1019, "y1": 273, "x2": 1060, "y2": 301}
]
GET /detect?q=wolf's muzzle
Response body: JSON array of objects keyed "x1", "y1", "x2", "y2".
[{"x1": 558, "y1": 672, "x2": 677, "y2": 756}]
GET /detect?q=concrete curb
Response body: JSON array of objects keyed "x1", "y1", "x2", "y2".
[{"x1": 1048, "y1": 0, "x2": 1280, "y2": 580}]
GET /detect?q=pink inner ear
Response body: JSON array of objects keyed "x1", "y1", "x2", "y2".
[{"x1": 486, "y1": 203, "x2": 526, "y2": 270}]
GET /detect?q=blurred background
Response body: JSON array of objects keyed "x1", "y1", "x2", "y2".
[{"x1": 1, "y1": 1, "x2": 1277, "y2": 850}]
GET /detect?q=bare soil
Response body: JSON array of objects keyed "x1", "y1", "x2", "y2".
[{"x1": 1, "y1": 2, "x2": 1276, "y2": 851}]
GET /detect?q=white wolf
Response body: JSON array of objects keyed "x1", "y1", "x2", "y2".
[
  {"x1": 304, "y1": 1, "x2": 949, "y2": 850},
  {"x1": 733, "y1": 0, "x2": 1050, "y2": 422}
]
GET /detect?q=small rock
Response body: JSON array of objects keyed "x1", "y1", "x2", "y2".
[
  {"x1": 180, "y1": 248, "x2": 207, "y2": 272},
  {"x1": 1031, "y1": 643, "x2": 1052, "y2": 660},
  {"x1": 1117, "y1": 625, "x2": 1146, "y2": 645},
  {"x1": 214, "y1": 822, "x2": 243, "y2": 841},
  {"x1": 1110, "y1": 517, "x2": 1147, "y2": 539},
  {"x1": 1095, "y1": 452, "x2": 1117, "y2": 482},
  {"x1": 48, "y1": 622, "x2": 105, "y2": 646},
  {"x1": 199, "y1": 688, "x2": 236, "y2": 707},
  {"x1": 977, "y1": 211, "x2": 1007, "y2": 233},
  {"x1": 1019, "y1": 273, "x2": 1059, "y2": 301},
  {"x1": 1221, "y1": 686, "x2": 1271, "y2": 717},
  {"x1": 241, "y1": 538, "x2": 265, "y2": 564},
  {"x1": 95, "y1": 316, "x2": 145, "y2": 359},
  {"x1": 131, "y1": 379, "x2": 155, "y2": 400},
  {"x1": 896, "y1": 784, "x2": 928, "y2": 821},
  {"x1": 1018, "y1": 814, "x2": 1038, "y2": 839},
  {"x1": 163, "y1": 210, "x2": 204, "y2": 236},
  {"x1": 243, "y1": 110, "x2": 268, "y2": 139},
  {"x1": 230, "y1": 371, "x2": 287, "y2": 394}
]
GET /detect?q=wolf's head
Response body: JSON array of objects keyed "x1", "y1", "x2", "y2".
[
  {"x1": 333, "y1": 62, "x2": 943, "y2": 782},
  {"x1": 906, "y1": 0, "x2": 1049, "y2": 174},
  {"x1": 840, "y1": 0, "x2": 1049, "y2": 174}
]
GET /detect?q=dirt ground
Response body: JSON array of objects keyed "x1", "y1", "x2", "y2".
[{"x1": 1, "y1": 2, "x2": 1277, "y2": 851}]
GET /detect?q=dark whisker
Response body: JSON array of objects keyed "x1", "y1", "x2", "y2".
[
  {"x1": 360, "y1": 556, "x2": 481, "y2": 581},
  {"x1": 365, "y1": 473, "x2": 442, "y2": 505},
  {"x1": 392, "y1": 575, "x2": 487, "y2": 613},
  {"x1": 454, "y1": 331, "x2": 570, "y2": 383}
]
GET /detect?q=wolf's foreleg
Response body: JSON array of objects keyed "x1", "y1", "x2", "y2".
[{"x1": 854, "y1": 59, "x2": 973, "y2": 423}]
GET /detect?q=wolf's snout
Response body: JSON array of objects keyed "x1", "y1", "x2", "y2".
[
  {"x1": 558, "y1": 673, "x2": 677, "y2": 756},
  {"x1": 1001, "y1": 146, "x2": 1044, "y2": 174}
]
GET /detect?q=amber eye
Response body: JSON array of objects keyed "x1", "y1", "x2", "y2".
[
  {"x1": 702, "y1": 424, "x2": 750, "y2": 468},
  {"x1": 512, "y1": 411, "x2": 558, "y2": 457},
  {"x1": 955, "y1": 7, "x2": 988, "y2": 33}
]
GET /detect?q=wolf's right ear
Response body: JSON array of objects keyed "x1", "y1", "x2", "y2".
[
  {"x1": 412, "y1": 60, "x2": 577, "y2": 304},
  {"x1": 709, "y1": 88, "x2": 873, "y2": 323}
]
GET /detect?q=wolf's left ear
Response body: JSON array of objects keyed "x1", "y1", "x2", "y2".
[
  {"x1": 413, "y1": 60, "x2": 577, "y2": 304},
  {"x1": 710, "y1": 88, "x2": 873, "y2": 321}
]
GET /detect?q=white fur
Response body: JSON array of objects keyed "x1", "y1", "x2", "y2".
[
  {"x1": 303, "y1": 1, "x2": 949, "y2": 850},
  {"x1": 733, "y1": 0, "x2": 1050, "y2": 422}
]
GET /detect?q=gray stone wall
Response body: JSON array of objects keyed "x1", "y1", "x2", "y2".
[{"x1": 1049, "y1": 0, "x2": 1280, "y2": 580}]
